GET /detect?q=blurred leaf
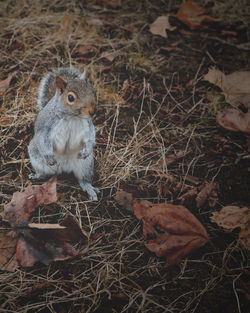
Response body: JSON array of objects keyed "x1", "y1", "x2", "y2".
[
  {"x1": 115, "y1": 189, "x2": 133, "y2": 212},
  {"x1": 204, "y1": 69, "x2": 250, "y2": 107},
  {"x1": 216, "y1": 109, "x2": 250, "y2": 134},
  {"x1": 149, "y1": 15, "x2": 176, "y2": 38},
  {"x1": 176, "y1": 0, "x2": 220, "y2": 30},
  {"x1": 0, "y1": 72, "x2": 15, "y2": 96}
]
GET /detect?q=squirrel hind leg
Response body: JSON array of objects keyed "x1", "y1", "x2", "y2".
[{"x1": 79, "y1": 180, "x2": 98, "y2": 201}]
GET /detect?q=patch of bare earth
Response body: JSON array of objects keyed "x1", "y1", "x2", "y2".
[{"x1": 0, "y1": 0, "x2": 249, "y2": 312}]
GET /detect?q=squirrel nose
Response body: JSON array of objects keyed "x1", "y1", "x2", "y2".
[{"x1": 88, "y1": 106, "x2": 95, "y2": 117}]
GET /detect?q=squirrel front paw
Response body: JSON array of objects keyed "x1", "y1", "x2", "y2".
[
  {"x1": 44, "y1": 154, "x2": 56, "y2": 166},
  {"x1": 78, "y1": 150, "x2": 89, "y2": 159}
]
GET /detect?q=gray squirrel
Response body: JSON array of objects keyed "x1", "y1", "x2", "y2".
[{"x1": 28, "y1": 67, "x2": 99, "y2": 200}]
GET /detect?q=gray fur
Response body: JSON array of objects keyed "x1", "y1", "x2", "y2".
[
  {"x1": 29, "y1": 67, "x2": 98, "y2": 200},
  {"x1": 37, "y1": 67, "x2": 83, "y2": 109}
]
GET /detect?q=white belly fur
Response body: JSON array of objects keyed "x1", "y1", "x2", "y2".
[{"x1": 52, "y1": 118, "x2": 86, "y2": 157}]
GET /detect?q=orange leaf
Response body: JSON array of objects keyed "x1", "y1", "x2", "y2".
[
  {"x1": 133, "y1": 200, "x2": 209, "y2": 265},
  {"x1": 176, "y1": 0, "x2": 220, "y2": 30}
]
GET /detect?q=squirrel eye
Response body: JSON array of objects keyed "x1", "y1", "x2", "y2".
[{"x1": 68, "y1": 94, "x2": 75, "y2": 103}]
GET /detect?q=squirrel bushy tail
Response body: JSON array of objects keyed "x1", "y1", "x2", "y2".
[{"x1": 37, "y1": 67, "x2": 83, "y2": 109}]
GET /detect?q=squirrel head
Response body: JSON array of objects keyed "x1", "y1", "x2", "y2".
[{"x1": 55, "y1": 71, "x2": 96, "y2": 118}]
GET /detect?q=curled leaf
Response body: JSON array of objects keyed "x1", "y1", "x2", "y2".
[
  {"x1": 134, "y1": 200, "x2": 209, "y2": 266},
  {"x1": 16, "y1": 216, "x2": 88, "y2": 267}
]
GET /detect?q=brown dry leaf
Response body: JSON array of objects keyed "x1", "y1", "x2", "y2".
[
  {"x1": 100, "y1": 52, "x2": 116, "y2": 63},
  {"x1": 176, "y1": 0, "x2": 220, "y2": 30},
  {"x1": 2, "y1": 176, "x2": 57, "y2": 227},
  {"x1": 203, "y1": 69, "x2": 250, "y2": 107},
  {"x1": 196, "y1": 181, "x2": 218, "y2": 208},
  {"x1": 16, "y1": 216, "x2": 88, "y2": 267},
  {"x1": 0, "y1": 116, "x2": 15, "y2": 126},
  {"x1": 210, "y1": 206, "x2": 250, "y2": 249},
  {"x1": 0, "y1": 72, "x2": 15, "y2": 96},
  {"x1": 115, "y1": 189, "x2": 133, "y2": 212},
  {"x1": 216, "y1": 109, "x2": 250, "y2": 134},
  {"x1": 75, "y1": 46, "x2": 98, "y2": 57},
  {"x1": 0, "y1": 231, "x2": 18, "y2": 272},
  {"x1": 133, "y1": 200, "x2": 209, "y2": 266},
  {"x1": 149, "y1": 15, "x2": 176, "y2": 38}
]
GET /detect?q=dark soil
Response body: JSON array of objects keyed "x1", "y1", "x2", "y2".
[{"x1": 0, "y1": 0, "x2": 250, "y2": 312}]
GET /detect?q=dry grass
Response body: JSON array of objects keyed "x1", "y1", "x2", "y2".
[{"x1": 1, "y1": 0, "x2": 250, "y2": 312}]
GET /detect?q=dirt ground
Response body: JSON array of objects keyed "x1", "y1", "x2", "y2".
[{"x1": 0, "y1": 0, "x2": 250, "y2": 312}]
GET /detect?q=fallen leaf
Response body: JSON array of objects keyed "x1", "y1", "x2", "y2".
[
  {"x1": 2, "y1": 176, "x2": 57, "y2": 227},
  {"x1": 216, "y1": 109, "x2": 250, "y2": 134},
  {"x1": 203, "y1": 69, "x2": 250, "y2": 107},
  {"x1": 100, "y1": 52, "x2": 116, "y2": 63},
  {"x1": 210, "y1": 206, "x2": 250, "y2": 249},
  {"x1": 196, "y1": 181, "x2": 218, "y2": 208},
  {"x1": 133, "y1": 200, "x2": 209, "y2": 266},
  {"x1": 75, "y1": 45, "x2": 98, "y2": 57},
  {"x1": 0, "y1": 72, "x2": 15, "y2": 96},
  {"x1": 0, "y1": 230, "x2": 18, "y2": 272},
  {"x1": 115, "y1": 189, "x2": 133, "y2": 212},
  {"x1": 149, "y1": 15, "x2": 176, "y2": 38},
  {"x1": 16, "y1": 216, "x2": 88, "y2": 267},
  {"x1": 0, "y1": 116, "x2": 15, "y2": 126},
  {"x1": 16, "y1": 236, "x2": 77, "y2": 267},
  {"x1": 176, "y1": 0, "x2": 220, "y2": 30}
]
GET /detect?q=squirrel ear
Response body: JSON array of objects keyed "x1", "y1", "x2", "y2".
[
  {"x1": 56, "y1": 76, "x2": 67, "y2": 93},
  {"x1": 80, "y1": 68, "x2": 88, "y2": 80}
]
